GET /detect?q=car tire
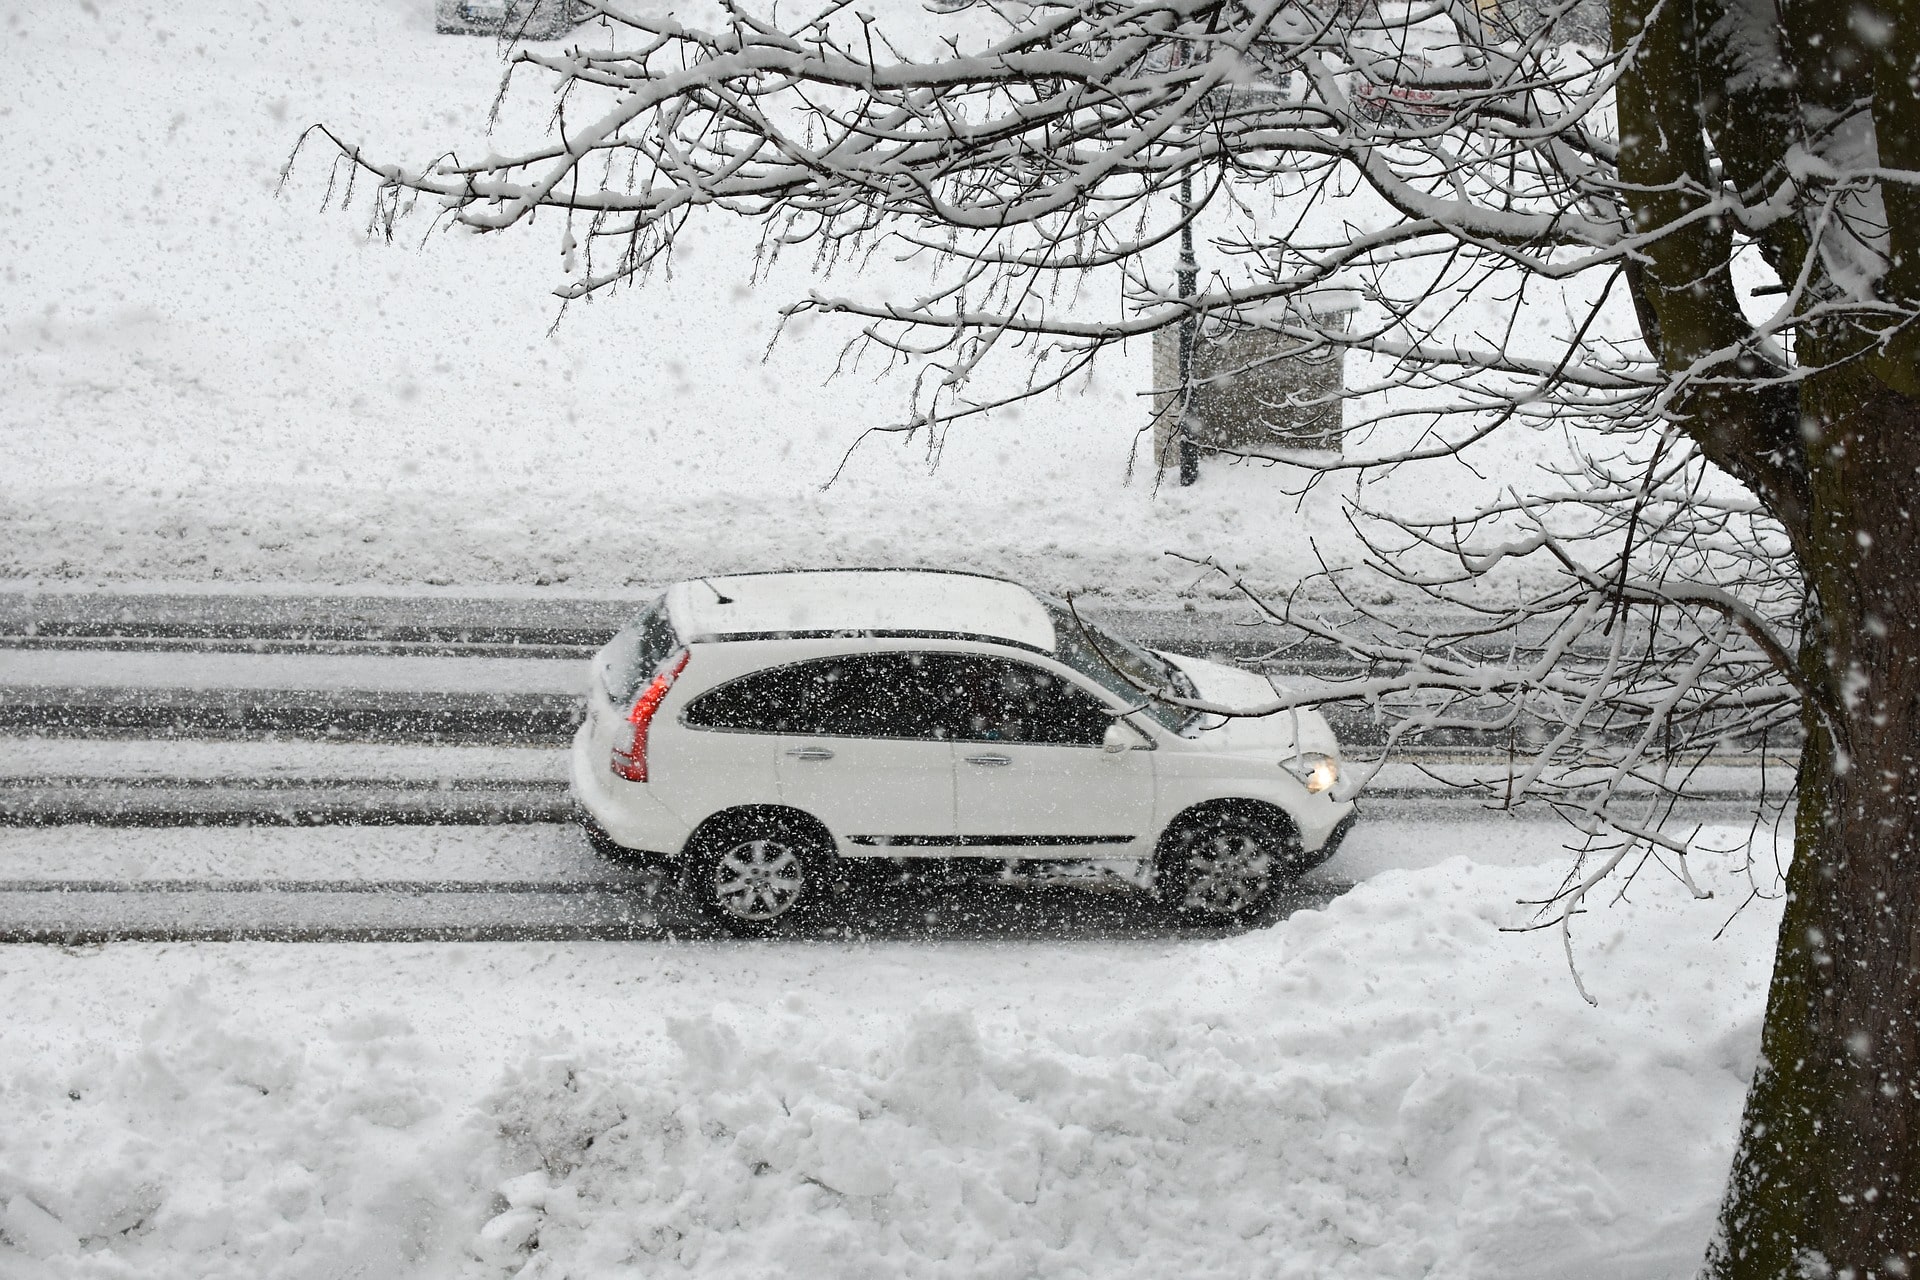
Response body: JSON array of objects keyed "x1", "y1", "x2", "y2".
[
  {"x1": 1154, "y1": 807, "x2": 1298, "y2": 922},
  {"x1": 686, "y1": 811, "x2": 833, "y2": 937}
]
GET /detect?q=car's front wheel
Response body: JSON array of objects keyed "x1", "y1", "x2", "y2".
[
  {"x1": 687, "y1": 812, "x2": 832, "y2": 937},
  {"x1": 1155, "y1": 807, "x2": 1299, "y2": 922}
]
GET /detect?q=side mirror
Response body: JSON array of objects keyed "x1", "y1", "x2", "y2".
[{"x1": 1103, "y1": 721, "x2": 1147, "y2": 753}]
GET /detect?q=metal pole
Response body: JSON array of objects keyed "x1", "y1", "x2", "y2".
[{"x1": 1176, "y1": 169, "x2": 1200, "y2": 486}]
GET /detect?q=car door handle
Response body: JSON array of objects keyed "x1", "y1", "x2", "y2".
[
  {"x1": 786, "y1": 747, "x2": 836, "y2": 762},
  {"x1": 964, "y1": 753, "x2": 1013, "y2": 767}
]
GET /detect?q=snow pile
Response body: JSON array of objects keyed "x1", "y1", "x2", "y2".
[
  {"x1": 0, "y1": 850, "x2": 1777, "y2": 1278},
  {"x1": 0, "y1": 986, "x2": 475, "y2": 1278}
]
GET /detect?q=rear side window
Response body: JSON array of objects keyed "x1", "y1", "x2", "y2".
[
  {"x1": 683, "y1": 650, "x2": 1114, "y2": 745},
  {"x1": 599, "y1": 597, "x2": 680, "y2": 703},
  {"x1": 685, "y1": 652, "x2": 960, "y2": 739}
]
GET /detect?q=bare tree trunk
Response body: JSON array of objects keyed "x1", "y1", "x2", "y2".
[{"x1": 1708, "y1": 374, "x2": 1920, "y2": 1276}]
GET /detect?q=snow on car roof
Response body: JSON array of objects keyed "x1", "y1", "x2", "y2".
[{"x1": 665, "y1": 570, "x2": 1056, "y2": 652}]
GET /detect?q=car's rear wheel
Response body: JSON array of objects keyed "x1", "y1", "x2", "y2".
[
  {"x1": 1155, "y1": 808, "x2": 1298, "y2": 922},
  {"x1": 687, "y1": 812, "x2": 832, "y2": 937}
]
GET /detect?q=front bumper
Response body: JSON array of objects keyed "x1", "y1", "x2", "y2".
[{"x1": 1295, "y1": 805, "x2": 1359, "y2": 874}]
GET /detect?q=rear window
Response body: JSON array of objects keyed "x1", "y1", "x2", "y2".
[{"x1": 598, "y1": 597, "x2": 680, "y2": 703}]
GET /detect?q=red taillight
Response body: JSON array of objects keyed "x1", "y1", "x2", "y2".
[{"x1": 610, "y1": 650, "x2": 689, "y2": 782}]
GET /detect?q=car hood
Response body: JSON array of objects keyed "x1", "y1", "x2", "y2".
[{"x1": 1157, "y1": 651, "x2": 1342, "y2": 758}]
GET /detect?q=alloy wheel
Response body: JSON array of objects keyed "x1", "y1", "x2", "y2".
[
  {"x1": 1177, "y1": 828, "x2": 1275, "y2": 916},
  {"x1": 711, "y1": 837, "x2": 808, "y2": 921}
]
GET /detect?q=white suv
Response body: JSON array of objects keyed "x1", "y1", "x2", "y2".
[{"x1": 571, "y1": 570, "x2": 1356, "y2": 934}]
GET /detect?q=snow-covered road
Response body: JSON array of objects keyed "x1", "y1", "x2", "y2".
[
  {"x1": 0, "y1": 649, "x2": 583, "y2": 695},
  {"x1": 0, "y1": 816, "x2": 1586, "y2": 942},
  {"x1": 0, "y1": 589, "x2": 1380, "y2": 750},
  {"x1": 0, "y1": 588, "x2": 1782, "y2": 945}
]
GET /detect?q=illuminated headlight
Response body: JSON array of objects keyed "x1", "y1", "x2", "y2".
[{"x1": 1282, "y1": 752, "x2": 1340, "y2": 794}]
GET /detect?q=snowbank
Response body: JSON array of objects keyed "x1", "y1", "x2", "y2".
[
  {"x1": 0, "y1": 473, "x2": 1370, "y2": 603},
  {"x1": 0, "y1": 842, "x2": 1779, "y2": 1278}
]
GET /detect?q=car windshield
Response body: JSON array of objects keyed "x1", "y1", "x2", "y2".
[{"x1": 1040, "y1": 598, "x2": 1201, "y2": 734}]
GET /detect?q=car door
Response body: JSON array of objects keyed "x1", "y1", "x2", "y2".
[
  {"x1": 769, "y1": 652, "x2": 960, "y2": 853},
  {"x1": 680, "y1": 652, "x2": 958, "y2": 852},
  {"x1": 667, "y1": 654, "x2": 810, "y2": 823},
  {"x1": 946, "y1": 653, "x2": 1155, "y2": 856}
]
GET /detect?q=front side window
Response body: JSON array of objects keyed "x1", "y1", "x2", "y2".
[{"x1": 935, "y1": 655, "x2": 1116, "y2": 746}]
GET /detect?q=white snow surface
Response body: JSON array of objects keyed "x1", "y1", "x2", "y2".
[
  {"x1": 0, "y1": 814, "x2": 1584, "y2": 884},
  {"x1": 0, "y1": 739, "x2": 568, "y2": 785},
  {"x1": 0, "y1": 649, "x2": 580, "y2": 695},
  {"x1": 2, "y1": 2, "x2": 1778, "y2": 1275},
  {"x1": 669, "y1": 571, "x2": 1057, "y2": 652},
  {"x1": 0, "y1": 833, "x2": 1780, "y2": 1278}
]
